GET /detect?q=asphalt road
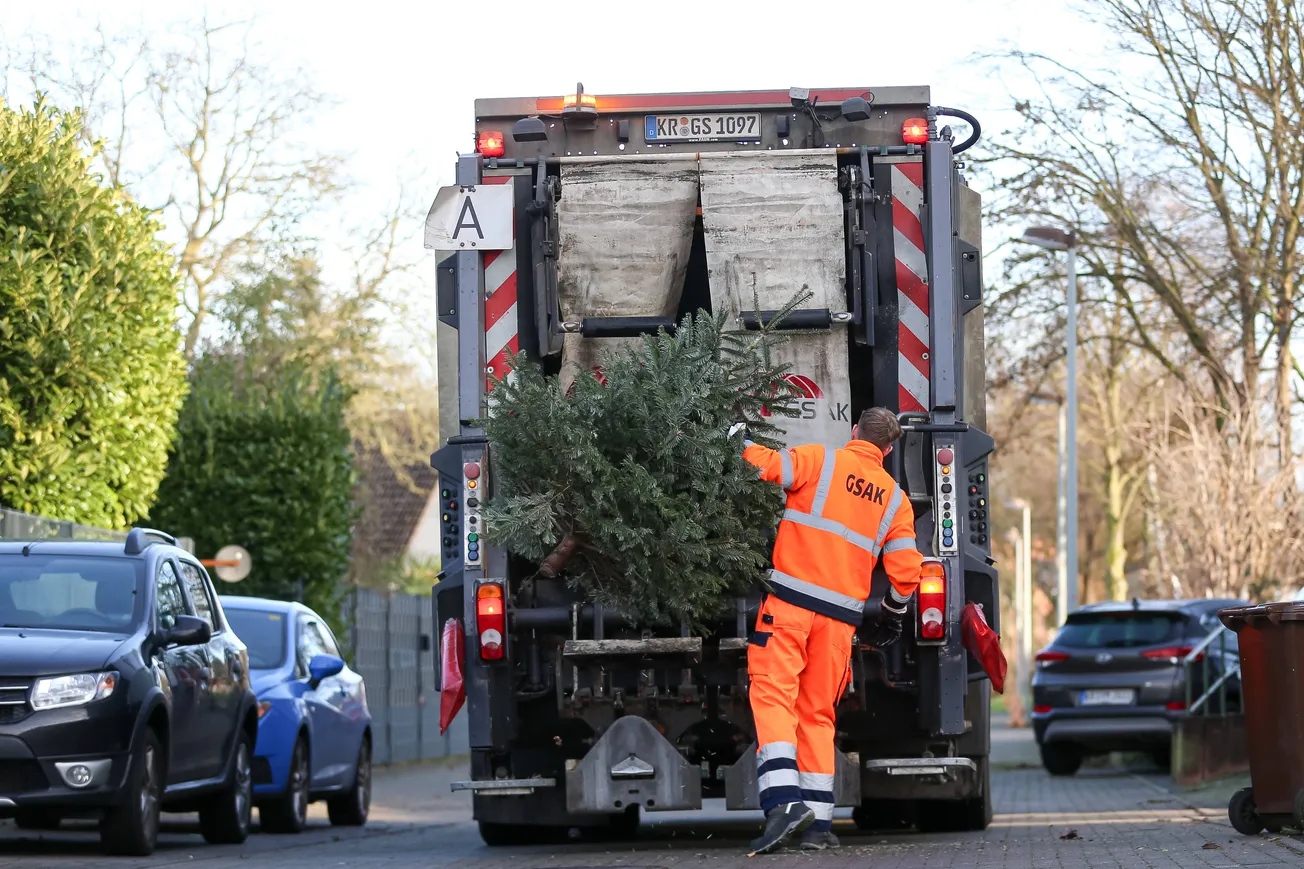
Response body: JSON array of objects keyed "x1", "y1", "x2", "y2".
[{"x1": 3, "y1": 721, "x2": 1302, "y2": 868}]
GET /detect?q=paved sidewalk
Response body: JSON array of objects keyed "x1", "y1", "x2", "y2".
[{"x1": 4, "y1": 718, "x2": 1302, "y2": 867}]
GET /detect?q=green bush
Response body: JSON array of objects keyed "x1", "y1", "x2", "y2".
[
  {"x1": 149, "y1": 359, "x2": 356, "y2": 636},
  {"x1": 0, "y1": 99, "x2": 187, "y2": 527}
]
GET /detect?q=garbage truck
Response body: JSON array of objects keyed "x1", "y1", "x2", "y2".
[{"x1": 425, "y1": 84, "x2": 999, "y2": 844}]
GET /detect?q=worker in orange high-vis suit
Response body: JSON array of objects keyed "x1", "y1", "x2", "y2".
[{"x1": 728, "y1": 407, "x2": 923, "y2": 854}]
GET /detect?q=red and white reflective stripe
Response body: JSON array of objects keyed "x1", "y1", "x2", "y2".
[
  {"x1": 482, "y1": 175, "x2": 517, "y2": 390},
  {"x1": 892, "y1": 162, "x2": 929, "y2": 413}
]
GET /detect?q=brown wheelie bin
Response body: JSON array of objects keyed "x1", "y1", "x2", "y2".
[{"x1": 1218, "y1": 601, "x2": 1304, "y2": 834}]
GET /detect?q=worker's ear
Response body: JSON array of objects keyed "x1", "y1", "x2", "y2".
[
  {"x1": 882, "y1": 444, "x2": 893, "y2": 457},
  {"x1": 851, "y1": 424, "x2": 860, "y2": 441}
]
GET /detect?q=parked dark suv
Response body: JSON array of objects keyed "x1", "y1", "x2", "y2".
[
  {"x1": 1031, "y1": 598, "x2": 1246, "y2": 776},
  {"x1": 0, "y1": 529, "x2": 258, "y2": 855}
]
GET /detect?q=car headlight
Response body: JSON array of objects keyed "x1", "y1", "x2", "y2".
[{"x1": 30, "y1": 672, "x2": 118, "y2": 710}]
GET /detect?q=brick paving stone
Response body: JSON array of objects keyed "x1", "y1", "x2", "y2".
[{"x1": 3, "y1": 758, "x2": 1302, "y2": 868}]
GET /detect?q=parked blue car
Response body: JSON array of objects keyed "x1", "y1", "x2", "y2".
[{"x1": 219, "y1": 596, "x2": 372, "y2": 833}]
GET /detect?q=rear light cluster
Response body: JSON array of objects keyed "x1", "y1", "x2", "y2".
[
  {"x1": 1035, "y1": 650, "x2": 1070, "y2": 667},
  {"x1": 476, "y1": 582, "x2": 505, "y2": 660},
  {"x1": 918, "y1": 561, "x2": 946, "y2": 640},
  {"x1": 1033, "y1": 705, "x2": 1052, "y2": 714},
  {"x1": 1142, "y1": 645, "x2": 1201, "y2": 663},
  {"x1": 902, "y1": 117, "x2": 928, "y2": 145}
]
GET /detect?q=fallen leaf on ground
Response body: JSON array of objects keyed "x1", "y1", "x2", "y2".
[
  {"x1": 1202, "y1": 842, "x2": 1220, "y2": 850},
  {"x1": 1059, "y1": 829, "x2": 1080, "y2": 840}
]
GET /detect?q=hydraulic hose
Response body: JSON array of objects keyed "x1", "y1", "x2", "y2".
[{"x1": 934, "y1": 107, "x2": 981, "y2": 154}]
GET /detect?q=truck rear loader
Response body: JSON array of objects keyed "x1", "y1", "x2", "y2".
[{"x1": 425, "y1": 83, "x2": 999, "y2": 844}]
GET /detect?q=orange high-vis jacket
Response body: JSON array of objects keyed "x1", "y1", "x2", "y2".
[{"x1": 743, "y1": 438, "x2": 923, "y2": 625}]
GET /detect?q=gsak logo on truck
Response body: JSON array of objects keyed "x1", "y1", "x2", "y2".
[{"x1": 760, "y1": 373, "x2": 850, "y2": 422}]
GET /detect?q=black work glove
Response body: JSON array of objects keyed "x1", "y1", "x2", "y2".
[{"x1": 864, "y1": 598, "x2": 907, "y2": 649}]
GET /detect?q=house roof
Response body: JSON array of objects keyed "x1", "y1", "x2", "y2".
[{"x1": 351, "y1": 442, "x2": 437, "y2": 562}]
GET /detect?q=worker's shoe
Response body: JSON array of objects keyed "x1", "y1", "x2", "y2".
[
  {"x1": 799, "y1": 828, "x2": 841, "y2": 851},
  {"x1": 748, "y1": 802, "x2": 815, "y2": 855}
]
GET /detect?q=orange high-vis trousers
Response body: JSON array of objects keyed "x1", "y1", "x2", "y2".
[{"x1": 748, "y1": 595, "x2": 854, "y2": 833}]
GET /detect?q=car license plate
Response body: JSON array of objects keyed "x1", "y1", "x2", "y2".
[
  {"x1": 644, "y1": 113, "x2": 761, "y2": 143},
  {"x1": 1080, "y1": 689, "x2": 1135, "y2": 706}
]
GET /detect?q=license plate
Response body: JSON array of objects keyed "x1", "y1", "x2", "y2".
[
  {"x1": 644, "y1": 113, "x2": 761, "y2": 143},
  {"x1": 1080, "y1": 689, "x2": 1135, "y2": 706}
]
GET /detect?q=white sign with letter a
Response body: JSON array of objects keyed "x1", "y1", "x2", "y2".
[{"x1": 424, "y1": 180, "x2": 514, "y2": 251}]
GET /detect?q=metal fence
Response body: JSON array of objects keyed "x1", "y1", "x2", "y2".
[{"x1": 346, "y1": 587, "x2": 469, "y2": 765}]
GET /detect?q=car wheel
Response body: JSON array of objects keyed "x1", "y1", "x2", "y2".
[
  {"x1": 1228, "y1": 786, "x2": 1264, "y2": 835},
  {"x1": 260, "y1": 736, "x2": 310, "y2": 834},
  {"x1": 1040, "y1": 743, "x2": 1083, "y2": 777},
  {"x1": 327, "y1": 737, "x2": 371, "y2": 826},
  {"x1": 200, "y1": 729, "x2": 254, "y2": 844},
  {"x1": 100, "y1": 729, "x2": 163, "y2": 856},
  {"x1": 14, "y1": 809, "x2": 61, "y2": 831}
]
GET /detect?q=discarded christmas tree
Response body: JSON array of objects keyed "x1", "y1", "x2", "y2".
[{"x1": 480, "y1": 293, "x2": 810, "y2": 626}]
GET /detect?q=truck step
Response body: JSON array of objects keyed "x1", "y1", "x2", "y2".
[
  {"x1": 563, "y1": 637, "x2": 702, "y2": 661},
  {"x1": 864, "y1": 757, "x2": 977, "y2": 776},
  {"x1": 450, "y1": 777, "x2": 557, "y2": 796}
]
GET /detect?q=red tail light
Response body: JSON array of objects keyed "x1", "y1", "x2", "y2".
[
  {"x1": 1033, "y1": 705, "x2": 1052, "y2": 714},
  {"x1": 918, "y1": 560, "x2": 946, "y2": 640},
  {"x1": 1142, "y1": 645, "x2": 1200, "y2": 663},
  {"x1": 1035, "y1": 650, "x2": 1070, "y2": 664},
  {"x1": 476, "y1": 582, "x2": 506, "y2": 660},
  {"x1": 477, "y1": 130, "x2": 506, "y2": 157},
  {"x1": 1166, "y1": 701, "x2": 1187, "y2": 711},
  {"x1": 902, "y1": 117, "x2": 928, "y2": 145}
]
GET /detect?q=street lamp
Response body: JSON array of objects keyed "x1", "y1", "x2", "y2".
[
  {"x1": 1007, "y1": 498, "x2": 1033, "y2": 724},
  {"x1": 1030, "y1": 393, "x2": 1068, "y2": 627},
  {"x1": 1021, "y1": 226, "x2": 1078, "y2": 616}
]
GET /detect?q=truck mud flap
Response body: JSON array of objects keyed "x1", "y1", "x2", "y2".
[
  {"x1": 722, "y1": 741, "x2": 860, "y2": 810},
  {"x1": 564, "y1": 716, "x2": 702, "y2": 813},
  {"x1": 861, "y1": 756, "x2": 980, "y2": 801}
]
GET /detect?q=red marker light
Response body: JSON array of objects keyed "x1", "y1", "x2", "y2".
[
  {"x1": 902, "y1": 117, "x2": 928, "y2": 145},
  {"x1": 476, "y1": 131, "x2": 505, "y2": 157}
]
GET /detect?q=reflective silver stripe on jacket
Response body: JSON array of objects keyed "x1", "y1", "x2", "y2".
[
  {"x1": 779, "y1": 451, "x2": 794, "y2": 490},
  {"x1": 808, "y1": 446, "x2": 836, "y2": 515},
  {"x1": 768, "y1": 570, "x2": 865, "y2": 619},
  {"x1": 873, "y1": 486, "x2": 904, "y2": 551},
  {"x1": 781, "y1": 509, "x2": 879, "y2": 555},
  {"x1": 882, "y1": 536, "x2": 917, "y2": 554}
]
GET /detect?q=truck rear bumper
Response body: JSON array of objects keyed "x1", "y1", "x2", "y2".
[{"x1": 861, "y1": 756, "x2": 982, "y2": 801}]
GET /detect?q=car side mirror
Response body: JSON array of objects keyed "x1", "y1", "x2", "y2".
[
  {"x1": 167, "y1": 615, "x2": 211, "y2": 647},
  {"x1": 307, "y1": 653, "x2": 345, "y2": 688}
]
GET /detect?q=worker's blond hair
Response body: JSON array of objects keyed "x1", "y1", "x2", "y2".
[{"x1": 856, "y1": 407, "x2": 902, "y2": 450}]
